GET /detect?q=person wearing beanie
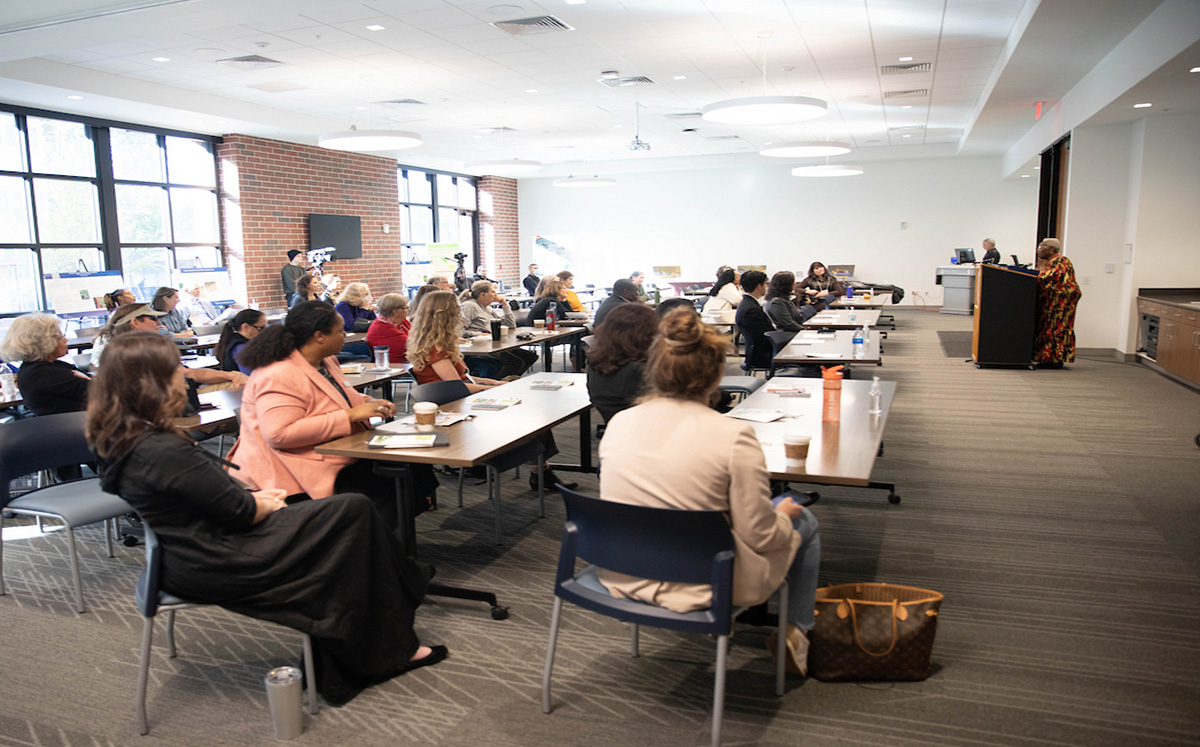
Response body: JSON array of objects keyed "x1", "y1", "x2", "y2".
[{"x1": 281, "y1": 249, "x2": 306, "y2": 300}]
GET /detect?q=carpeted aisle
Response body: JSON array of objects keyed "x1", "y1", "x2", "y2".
[{"x1": 1, "y1": 308, "x2": 1198, "y2": 746}]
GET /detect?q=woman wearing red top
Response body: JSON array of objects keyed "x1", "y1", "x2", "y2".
[
  {"x1": 365, "y1": 293, "x2": 412, "y2": 362},
  {"x1": 406, "y1": 290, "x2": 575, "y2": 491}
]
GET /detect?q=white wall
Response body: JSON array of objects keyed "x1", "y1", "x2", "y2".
[
  {"x1": 1061, "y1": 123, "x2": 1134, "y2": 351},
  {"x1": 518, "y1": 157, "x2": 1038, "y2": 306}
]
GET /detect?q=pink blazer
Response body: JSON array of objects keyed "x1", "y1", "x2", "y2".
[{"x1": 227, "y1": 351, "x2": 367, "y2": 498}]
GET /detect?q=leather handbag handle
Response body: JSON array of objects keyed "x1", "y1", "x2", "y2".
[{"x1": 845, "y1": 599, "x2": 900, "y2": 658}]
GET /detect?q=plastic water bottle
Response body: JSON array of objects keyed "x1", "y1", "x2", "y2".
[
  {"x1": 852, "y1": 327, "x2": 865, "y2": 359},
  {"x1": 869, "y1": 376, "x2": 883, "y2": 414}
]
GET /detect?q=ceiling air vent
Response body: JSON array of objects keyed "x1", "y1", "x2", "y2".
[
  {"x1": 478, "y1": 126, "x2": 517, "y2": 134},
  {"x1": 888, "y1": 125, "x2": 926, "y2": 131},
  {"x1": 377, "y1": 99, "x2": 426, "y2": 106},
  {"x1": 491, "y1": 15, "x2": 574, "y2": 36},
  {"x1": 881, "y1": 62, "x2": 931, "y2": 74},
  {"x1": 597, "y1": 76, "x2": 654, "y2": 88},
  {"x1": 216, "y1": 55, "x2": 283, "y2": 71},
  {"x1": 884, "y1": 89, "x2": 929, "y2": 98},
  {"x1": 666, "y1": 111, "x2": 703, "y2": 120},
  {"x1": 248, "y1": 80, "x2": 305, "y2": 92}
]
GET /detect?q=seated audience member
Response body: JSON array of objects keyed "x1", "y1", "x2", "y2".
[
  {"x1": 735, "y1": 270, "x2": 776, "y2": 370},
  {"x1": 180, "y1": 284, "x2": 219, "y2": 325},
  {"x1": 213, "y1": 309, "x2": 267, "y2": 375},
  {"x1": 408, "y1": 291, "x2": 575, "y2": 491},
  {"x1": 656, "y1": 297, "x2": 697, "y2": 317},
  {"x1": 586, "y1": 303, "x2": 658, "y2": 424},
  {"x1": 556, "y1": 271, "x2": 585, "y2": 313},
  {"x1": 229, "y1": 301, "x2": 435, "y2": 522},
  {"x1": 473, "y1": 266, "x2": 497, "y2": 284},
  {"x1": 366, "y1": 294, "x2": 411, "y2": 363},
  {"x1": 795, "y1": 261, "x2": 844, "y2": 312},
  {"x1": 290, "y1": 274, "x2": 324, "y2": 309},
  {"x1": 426, "y1": 275, "x2": 453, "y2": 292},
  {"x1": 629, "y1": 270, "x2": 650, "y2": 302},
  {"x1": 89, "y1": 332, "x2": 446, "y2": 707},
  {"x1": 764, "y1": 271, "x2": 817, "y2": 332},
  {"x1": 335, "y1": 282, "x2": 377, "y2": 332},
  {"x1": 0, "y1": 313, "x2": 89, "y2": 416},
  {"x1": 151, "y1": 287, "x2": 195, "y2": 338},
  {"x1": 522, "y1": 264, "x2": 540, "y2": 296},
  {"x1": 703, "y1": 268, "x2": 742, "y2": 313},
  {"x1": 319, "y1": 274, "x2": 341, "y2": 303},
  {"x1": 594, "y1": 279, "x2": 640, "y2": 327},
  {"x1": 529, "y1": 279, "x2": 568, "y2": 323},
  {"x1": 91, "y1": 304, "x2": 247, "y2": 388},
  {"x1": 598, "y1": 307, "x2": 820, "y2": 676},
  {"x1": 460, "y1": 281, "x2": 537, "y2": 378},
  {"x1": 408, "y1": 283, "x2": 440, "y2": 320},
  {"x1": 102, "y1": 288, "x2": 136, "y2": 315},
  {"x1": 981, "y1": 238, "x2": 1001, "y2": 265}
]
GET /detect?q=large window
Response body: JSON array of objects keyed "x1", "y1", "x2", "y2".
[
  {"x1": 397, "y1": 167, "x2": 477, "y2": 269},
  {"x1": 0, "y1": 107, "x2": 221, "y2": 314}
]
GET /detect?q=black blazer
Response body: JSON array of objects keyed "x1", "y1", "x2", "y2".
[
  {"x1": 982, "y1": 248, "x2": 1001, "y2": 264},
  {"x1": 523, "y1": 274, "x2": 539, "y2": 296},
  {"x1": 735, "y1": 294, "x2": 775, "y2": 369}
]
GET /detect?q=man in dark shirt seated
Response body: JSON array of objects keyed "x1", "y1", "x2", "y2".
[
  {"x1": 981, "y1": 238, "x2": 1001, "y2": 264},
  {"x1": 523, "y1": 264, "x2": 540, "y2": 296},
  {"x1": 735, "y1": 270, "x2": 776, "y2": 371},
  {"x1": 594, "y1": 279, "x2": 640, "y2": 327}
]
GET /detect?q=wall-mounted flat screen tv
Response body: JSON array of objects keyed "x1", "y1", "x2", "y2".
[{"x1": 309, "y1": 214, "x2": 362, "y2": 260}]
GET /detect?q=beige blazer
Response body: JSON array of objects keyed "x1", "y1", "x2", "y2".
[{"x1": 597, "y1": 397, "x2": 800, "y2": 611}]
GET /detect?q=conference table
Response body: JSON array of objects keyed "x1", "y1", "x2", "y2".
[
  {"x1": 829, "y1": 292, "x2": 892, "y2": 309},
  {"x1": 774, "y1": 330, "x2": 883, "y2": 367},
  {"x1": 317, "y1": 373, "x2": 592, "y2": 619},
  {"x1": 727, "y1": 378, "x2": 899, "y2": 503},
  {"x1": 802, "y1": 309, "x2": 882, "y2": 329},
  {"x1": 462, "y1": 327, "x2": 584, "y2": 372}
]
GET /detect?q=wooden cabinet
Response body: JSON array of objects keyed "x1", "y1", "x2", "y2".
[{"x1": 1141, "y1": 296, "x2": 1200, "y2": 385}]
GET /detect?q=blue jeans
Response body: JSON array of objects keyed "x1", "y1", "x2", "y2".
[{"x1": 787, "y1": 509, "x2": 821, "y2": 631}]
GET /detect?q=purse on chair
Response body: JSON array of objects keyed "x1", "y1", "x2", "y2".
[{"x1": 808, "y1": 582, "x2": 943, "y2": 682}]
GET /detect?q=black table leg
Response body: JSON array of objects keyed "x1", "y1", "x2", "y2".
[
  {"x1": 541, "y1": 340, "x2": 552, "y2": 372},
  {"x1": 371, "y1": 461, "x2": 509, "y2": 619},
  {"x1": 548, "y1": 407, "x2": 596, "y2": 474}
]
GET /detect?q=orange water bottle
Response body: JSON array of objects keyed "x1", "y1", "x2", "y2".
[{"x1": 822, "y1": 365, "x2": 844, "y2": 422}]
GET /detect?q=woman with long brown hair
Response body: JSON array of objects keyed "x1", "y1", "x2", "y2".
[
  {"x1": 795, "y1": 261, "x2": 843, "y2": 312},
  {"x1": 597, "y1": 307, "x2": 820, "y2": 676},
  {"x1": 87, "y1": 332, "x2": 446, "y2": 707},
  {"x1": 585, "y1": 303, "x2": 659, "y2": 424}
]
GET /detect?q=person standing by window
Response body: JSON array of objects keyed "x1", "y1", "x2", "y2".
[{"x1": 281, "y1": 250, "x2": 306, "y2": 300}]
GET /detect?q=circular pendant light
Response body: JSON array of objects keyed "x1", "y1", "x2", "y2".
[
  {"x1": 553, "y1": 176, "x2": 616, "y2": 188},
  {"x1": 701, "y1": 95, "x2": 827, "y2": 125},
  {"x1": 318, "y1": 128, "x2": 422, "y2": 152},
  {"x1": 760, "y1": 141, "x2": 851, "y2": 158},
  {"x1": 791, "y1": 164, "x2": 864, "y2": 177},
  {"x1": 465, "y1": 158, "x2": 543, "y2": 174}
]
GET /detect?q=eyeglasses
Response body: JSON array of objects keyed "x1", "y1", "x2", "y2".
[{"x1": 251, "y1": 323, "x2": 267, "y2": 331}]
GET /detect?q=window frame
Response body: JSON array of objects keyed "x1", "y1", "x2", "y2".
[
  {"x1": 397, "y1": 166, "x2": 479, "y2": 271},
  {"x1": 0, "y1": 104, "x2": 222, "y2": 316}
]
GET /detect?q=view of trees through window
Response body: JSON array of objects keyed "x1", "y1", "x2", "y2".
[
  {"x1": 0, "y1": 107, "x2": 221, "y2": 316},
  {"x1": 398, "y1": 167, "x2": 477, "y2": 274}
]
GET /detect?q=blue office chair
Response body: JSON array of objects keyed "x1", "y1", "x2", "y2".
[
  {"x1": 0, "y1": 411, "x2": 133, "y2": 613},
  {"x1": 411, "y1": 380, "x2": 545, "y2": 543},
  {"x1": 542, "y1": 488, "x2": 787, "y2": 747},
  {"x1": 134, "y1": 522, "x2": 317, "y2": 735}
]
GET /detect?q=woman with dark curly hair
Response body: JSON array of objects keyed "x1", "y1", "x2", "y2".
[
  {"x1": 89, "y1": 332, "x2": 446, "y2": 707},
  {"x1": 585, "y1": 303, "x2": 659, "y2": 424}
]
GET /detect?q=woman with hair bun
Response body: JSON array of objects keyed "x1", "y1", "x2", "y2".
[
  {"x1": 213, "y1": 308, "x2": 267, "y2": 374},
  {"x1": 229, "y1": 301, "x2": 438, "y2": 523},
  {"x1": 597, "y1": 306, "x2": 821, "y2": 677}
]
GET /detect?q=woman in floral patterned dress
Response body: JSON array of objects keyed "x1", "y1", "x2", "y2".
[{"x1": 1033, "y1": 238, "x2": 1081, "y2": 368}]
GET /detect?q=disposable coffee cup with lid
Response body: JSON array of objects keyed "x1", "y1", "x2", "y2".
[
  {"x1": 413, "y1": 401, "x2": 438, "y2": 428},
  {"x1": 783, "y1": 432, "x2": 811, "y2": 462}
]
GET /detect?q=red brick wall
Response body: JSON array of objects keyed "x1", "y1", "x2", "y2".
[
  {"x1": 477, "y1": 176, "x2": 519, "y2": 287},
  {"x1": 217, "y1": 134, "x2": 403, "y2": 308}
]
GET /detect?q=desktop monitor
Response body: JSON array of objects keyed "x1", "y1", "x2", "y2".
[{"x1": 954, "y1": 248, "x2": 976, "y2": 264}]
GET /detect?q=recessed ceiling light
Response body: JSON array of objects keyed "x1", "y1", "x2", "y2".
[
  {"x1": 1021, "y1": 174, "x2": 1031, "y2": 178},
  {"x1": 760, "y1": 141, "x2": 852, "y2": 158},
  {"x1": 673, "y1": 75, "x2": 686, "y2": 80},
  {"x1": 1190, "y1": 66, "x2": 1200, "y2": 73},
  {"x1": 152, "y1": 56, "x2": 170, "y2": 62},
  {"x1": 899, "y1": 56, "x2": 913, "y2": 62},
  {"x1": 355, "y1": 106, "x2": 367, "y2": 110},
  {"x1": 525, "y1": 88, "x2": 538, "y2": 93},
  {"x1": 1034, "y1": 166, "x2": 1040, "y2": 170},
  {"x1": 791, "y1": 164, "x2": 863, "y2": 177},
  {"x1": 901, "y1": 105, "x2": 912, "y2": 109},
  {"x1": 613, "y1": 124, "x2": 622, "y2": 128},
  {"x1": 365, "y1": 24, "x2": 385, "y2": 31},
  {"x1": 1133, "y1": 102, "x2": 1152, "y2": 108},
  {"x1": 66, "y1": 95, "x2": 84, "y2": 100},
  {"x1": 902, "y1": 134, "x2": 911, "y2": 138},
  {"x1": 565, "y1": 0, "x2": 587, "y2": 4}
]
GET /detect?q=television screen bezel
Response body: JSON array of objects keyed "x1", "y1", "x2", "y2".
[{"x1": 308, "y1": 213, "x2": 362, "y2": 260}]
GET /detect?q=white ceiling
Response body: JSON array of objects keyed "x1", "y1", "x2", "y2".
[{"x1": 0, "y1": 0, "x2": 1192, "y2": 176}]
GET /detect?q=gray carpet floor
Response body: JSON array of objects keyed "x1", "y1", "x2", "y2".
[{"x1": 2, "y1": 308, "x2": 1198, "y2": 746}]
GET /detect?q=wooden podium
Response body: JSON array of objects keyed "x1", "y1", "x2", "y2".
[{"x1": 972, "y1": 264, "x2": 1037, "y2": 367}]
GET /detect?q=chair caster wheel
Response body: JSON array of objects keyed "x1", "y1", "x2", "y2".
[
  {"x1": 491, "y1": 606, "x2": 510, "y2": 620},
  {"x1": 122, "y1": 535, "x2": 140, "y2": 547},
  {"x1": 888, "y1": 493, "x2": 901, "y2": 505}
]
